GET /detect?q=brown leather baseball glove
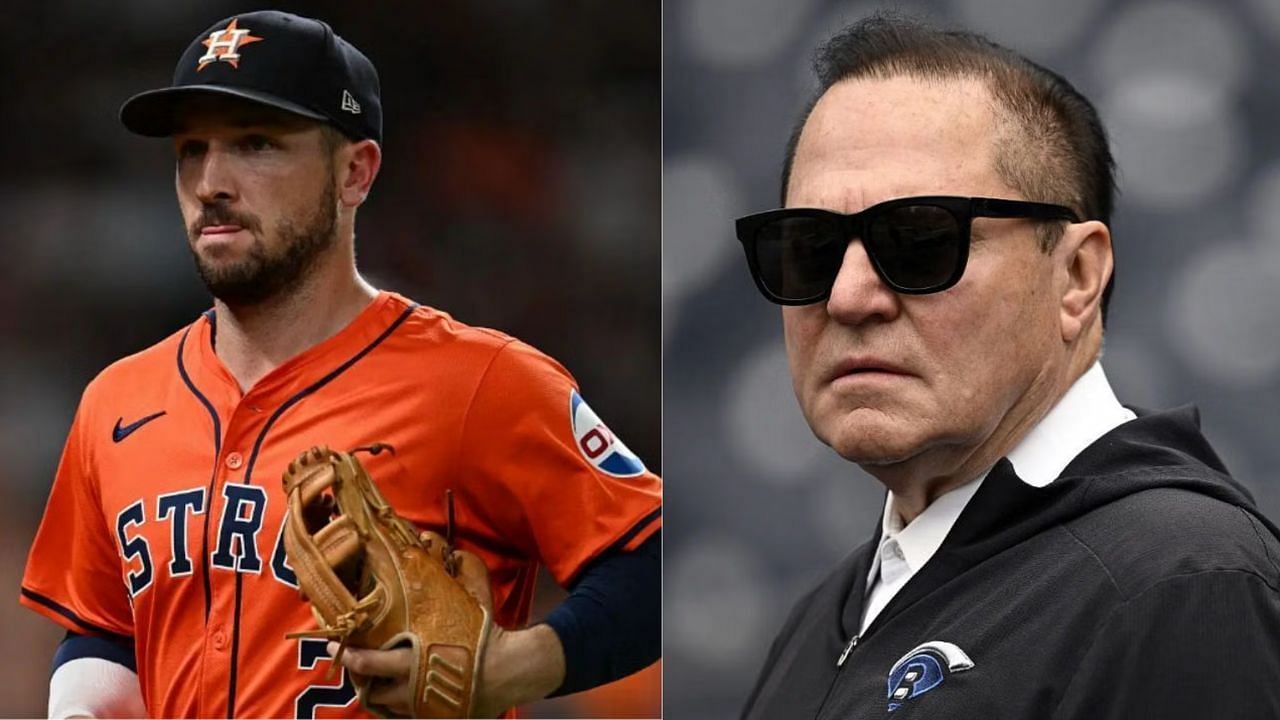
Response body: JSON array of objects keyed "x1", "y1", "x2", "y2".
[{"x1": 281, "y1": 444, "x2": 491, "y2": 718}]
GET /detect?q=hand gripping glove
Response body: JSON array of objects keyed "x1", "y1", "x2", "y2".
[{"x1": 281, "y1": 444, "x2": 492, "y2": 718}]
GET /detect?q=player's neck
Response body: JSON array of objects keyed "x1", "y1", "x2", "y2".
[{"x1": 211, "y1": 256, "x2": 378, "y2": 393}]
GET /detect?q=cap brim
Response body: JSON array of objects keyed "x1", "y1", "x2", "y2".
[{"x1": 120, "y1": 85, "x2": 328, "y2": 137}]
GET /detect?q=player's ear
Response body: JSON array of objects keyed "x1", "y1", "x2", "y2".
[{"x1": 335, "y1": 138, "x2": 381, "y2": 209}]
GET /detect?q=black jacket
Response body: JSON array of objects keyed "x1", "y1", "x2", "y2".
[{"x1": 743, "y1": 407, "x2": 1280, "y2": 719}]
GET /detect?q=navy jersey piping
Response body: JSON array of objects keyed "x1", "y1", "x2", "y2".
[
  {"x1": 53, "y1": 630, "x2": 138, "y2": 674},
  {"x1": 20, "y1": 587, "x2": 133, "y2": 645},
  {"x1": 177, "y1": 318, "x2": 224, "y2": 626},
  {"x1": 226, "y1": 302, "x2": 417, "y2": 717},
  {"x1": 608, "y1": 506, "x2": 662, "y2": 554},
  {"x1": 560, "y1": 507, "x2": 662, "y2": 588}
]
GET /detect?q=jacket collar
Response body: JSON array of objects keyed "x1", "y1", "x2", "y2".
[{"x1": 844, "y1": 402, "x2": 1254, "y2": 639}]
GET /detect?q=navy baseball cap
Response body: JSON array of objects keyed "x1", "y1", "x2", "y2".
[{"x1": 120, "y1": 10, "x2": 382, "y2": 143}]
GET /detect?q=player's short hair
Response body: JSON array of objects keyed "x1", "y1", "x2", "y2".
[
  {"x1": 320, "y1": 124, "x2": 351, "y2": 157},
  {"x1": 781, "y1": 12, "x2": 1118, "y2": 325}
]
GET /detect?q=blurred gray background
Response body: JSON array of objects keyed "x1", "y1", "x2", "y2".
[
  {"x1": 0, "y1": 2, "x2": 659, "y2": 716},
  {"x1": 663, "y1": 0, "x2": 1280, "y2": 716}
]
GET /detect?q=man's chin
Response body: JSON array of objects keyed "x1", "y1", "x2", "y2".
[
  {"x1": 833, "y1": 443, "x2": 921, "y2": 468},
  {"x1": 197, "y1": 268, "x2": 276, "y2": 307},
  {"x1": 816, "y1": 414, "x2": 929, "y2": 467}
]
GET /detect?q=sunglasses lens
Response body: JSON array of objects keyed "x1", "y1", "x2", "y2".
[
  {"x1": 866, "y1": 205, "x2": 963, "y2": 290},
  {"x1": 753, "y1": 215, "x2": 846, "y2": 301}
]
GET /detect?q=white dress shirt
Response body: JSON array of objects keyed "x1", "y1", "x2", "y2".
[{"x1": 858, "y1": 362, "x2": 1137, "y2": 634}]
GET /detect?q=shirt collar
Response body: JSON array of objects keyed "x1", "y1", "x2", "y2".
[
  {"x1": 866, "y1": 361, "x2": 1135, "y2": 584},
  {"x1": 1005, "y1": 361, "x2": 1137, "y2": 488},
  {"x1": 877, "y1": 477, "x2": 984, "y2": 577}
]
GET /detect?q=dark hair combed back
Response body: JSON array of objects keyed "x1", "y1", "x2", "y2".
[{"x1": 781, "y1": 12, "x2": 1118, "y2": 324}]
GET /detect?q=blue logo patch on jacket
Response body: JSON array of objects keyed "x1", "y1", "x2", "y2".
[{"x1": 886, "y1": 641, "x2": 975, "y2": 712}]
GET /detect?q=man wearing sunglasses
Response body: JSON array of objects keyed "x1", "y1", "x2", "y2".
[{"x1": 739, "y1": 14, "x2": 1280, "y2": 720}]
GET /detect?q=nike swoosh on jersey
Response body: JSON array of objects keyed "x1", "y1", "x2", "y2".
[{"x1": 112, "y1": 411, "x2": 167, "y2": 443}]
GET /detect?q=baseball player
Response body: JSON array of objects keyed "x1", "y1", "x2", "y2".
[{"x1": 19, "y1": 10, "x2": 661, "y2": 718}]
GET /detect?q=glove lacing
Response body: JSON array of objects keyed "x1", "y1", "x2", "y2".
[{"x1": 286, "y1": 589, "x2": 382, "y2": 678}]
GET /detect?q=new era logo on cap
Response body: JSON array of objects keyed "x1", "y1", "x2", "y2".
[{"x1": 341, "y1": 90, "x2": 361, "y2": 114}]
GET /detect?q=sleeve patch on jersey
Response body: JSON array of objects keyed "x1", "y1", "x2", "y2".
[{"x1": 570, "y1": 390, "x2": 646, "y2": 478}]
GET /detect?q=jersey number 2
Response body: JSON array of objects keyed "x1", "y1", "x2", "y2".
[{"x1": 296, "y1": 638, "x2": 356, "y2": 718}]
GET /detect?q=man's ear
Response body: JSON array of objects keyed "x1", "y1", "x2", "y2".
[
  {"x1": 1057, "y1": 220, "x2": 1112, "y2": 344},
  {"x1": 336, "y1": 138, "x2": 381, "y2": 208}
]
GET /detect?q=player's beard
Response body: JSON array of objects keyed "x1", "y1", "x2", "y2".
[{"x1": 187, "y1": 179, "x2": 338, "y2": 308}]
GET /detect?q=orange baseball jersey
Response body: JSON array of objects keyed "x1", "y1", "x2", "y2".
[{"x1": 20, "y1": 291, "x2": 662, "y2": 717}]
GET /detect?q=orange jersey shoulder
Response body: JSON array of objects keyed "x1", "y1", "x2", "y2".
[{"x1": 20, "y1": 295, "x2": 660, "y2": 717}]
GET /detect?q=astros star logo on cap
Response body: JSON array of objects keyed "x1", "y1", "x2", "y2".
[
  {"x1": 196, "y1": 18, "x2": 263, "y2": 71},
  {"x1": 121, "y1": 10, "x2": 383, "y2": 143}
]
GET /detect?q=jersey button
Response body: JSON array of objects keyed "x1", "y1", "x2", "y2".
[
  {"x1": 212, "y1": 628, "x2": 227, "y2": 650},
  {"x1": 226, "y1": 453, "x2": 244, "y2": 470}
]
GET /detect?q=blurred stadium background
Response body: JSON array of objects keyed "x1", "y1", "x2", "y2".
[
  {"x1": 0, "y1": 1, "x2": 658, "y2": 717},
  {"x1": 663, "y1": 0, "x2": 1280, "y2": 716}
]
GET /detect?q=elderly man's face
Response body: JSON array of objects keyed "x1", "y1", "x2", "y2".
[{"x1": 783, "y1": 75, "x2": 1063, "y2": 468}]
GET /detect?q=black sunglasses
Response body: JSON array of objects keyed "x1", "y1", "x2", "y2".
[{"x1": 734, "y1": 196, "x2": 1080, "y2": 304}]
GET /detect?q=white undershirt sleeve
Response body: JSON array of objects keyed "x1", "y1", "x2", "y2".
[{"x1": 48, "y1": 657, "x2": 147, "y2": 719}]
